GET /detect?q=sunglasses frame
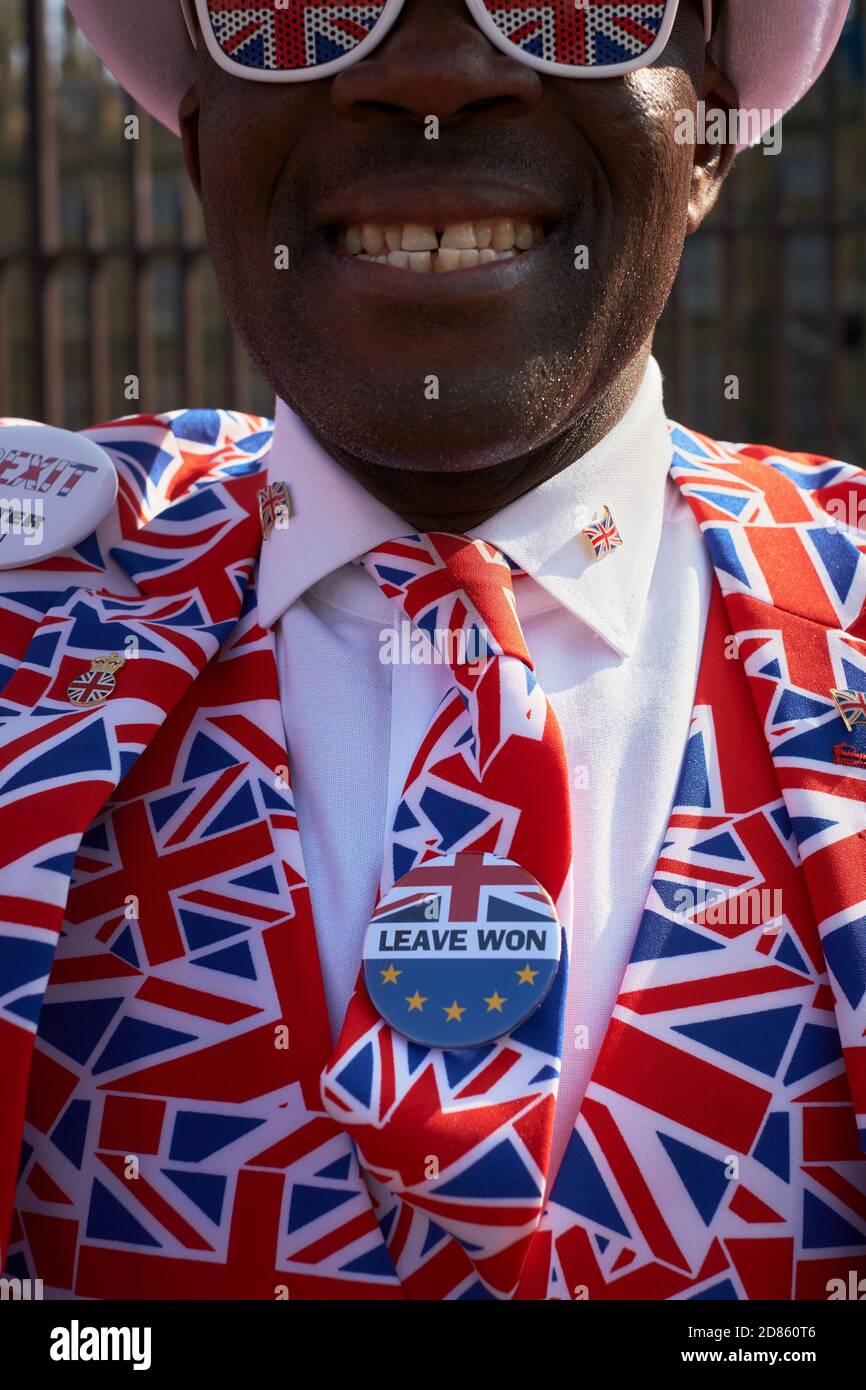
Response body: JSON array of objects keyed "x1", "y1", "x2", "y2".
[{"x1": 182, "y1": 0, "x2": 714, "y2": 85}]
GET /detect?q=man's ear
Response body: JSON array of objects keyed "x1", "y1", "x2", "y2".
[
  {"x1": 687, "y1": 56, "x2": 739, "y2": 235},
  {"x1": 179, "y1": 85, "x2": 202, "y2": 200}
]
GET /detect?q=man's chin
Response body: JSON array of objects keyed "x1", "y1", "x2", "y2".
[
  {"x1": 303, "y1": 406, "x2": 561, "y2": 477},
  {"x1": 280, "y1": 353, "x2": 589, "y2": 476}
]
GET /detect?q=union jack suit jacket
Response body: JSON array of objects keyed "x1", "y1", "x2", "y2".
[{"x1": 0, "y1": 409, "x2": 864, "y2": 1301}]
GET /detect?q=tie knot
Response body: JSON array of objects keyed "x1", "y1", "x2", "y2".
[{"x1": 363, "y1": 532, "x2": 531, "y2": 673}]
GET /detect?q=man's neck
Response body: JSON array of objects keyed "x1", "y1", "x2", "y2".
[{"x1": 307, "y1": 345, "x2": 652, "y2": 533}]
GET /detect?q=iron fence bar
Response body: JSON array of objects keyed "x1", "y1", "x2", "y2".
[
  {"x1": 825, "y1": 51, "x2": 842, "y2": 458},
  {"x1": 85, "y1": 173, "x2": 111, "y2": 424},
  {"x1": 129, "y1": 101, "x2": 155, "y2": 410},
  {"x1": 229, "y1": 326, "x2": 250, "y2": 412},
  {"x1": 720, "y1": 163, "x2": 740, "y2": 441},
  {"x1": 26, "y1": 0, "x2": 63, "y2": 424},
  {"x1": 181, "y1": 181, "x2": 203, "y2": 407},
  {"x1": 0, "y1": 263, "x2": 9, "y2": 414},
  {"x1": 770, "y1": 143, "x2": 791, "y2": 444}
]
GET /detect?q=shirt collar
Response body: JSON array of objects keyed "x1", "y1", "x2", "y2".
[{"x1": 257, "y1": 355, "x2": 673, "y2": 658}]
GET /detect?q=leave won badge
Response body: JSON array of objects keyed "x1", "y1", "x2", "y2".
[{"x1": 363, "y1": 850, "x2": 561, "y2": 1048}]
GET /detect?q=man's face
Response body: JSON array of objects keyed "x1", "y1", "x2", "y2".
[{"x1": 184, "y1": 0, "x2": 728, "y2": 476}]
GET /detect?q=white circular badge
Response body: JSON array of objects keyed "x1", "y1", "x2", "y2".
[{"x1": 0, "y1": 424, "x2": 118, "y2": 570}]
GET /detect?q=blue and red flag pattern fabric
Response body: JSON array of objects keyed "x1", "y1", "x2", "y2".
[{"x1": 0, "y1": 409, "x2": 863, "y2": 1299}]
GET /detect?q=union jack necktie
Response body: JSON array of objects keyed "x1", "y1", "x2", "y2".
[{"x1": 322, "y1": 532, "x2": 574, "y2": 1297}]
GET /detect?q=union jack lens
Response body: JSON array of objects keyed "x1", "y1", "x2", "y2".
[
  {"x1": 200, "y1": 0, "x2": 394, "y2": 74},
  {"x1": 195, "y1": 0, "x2": 683, "y2": 80},
  {"x1": 477, "y1": 0, "x2": 674, "y2": 70}
]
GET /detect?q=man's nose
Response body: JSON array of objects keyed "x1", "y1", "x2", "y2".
[{"x1": 329, "y1": 0, "x2": 543, "y2": 124}]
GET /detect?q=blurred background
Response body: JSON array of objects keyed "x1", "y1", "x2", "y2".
[{"x1": 0, "y1": 0, "x2": 863, "y2": 459}]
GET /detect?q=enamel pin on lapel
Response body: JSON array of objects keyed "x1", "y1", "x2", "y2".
[
  {"x1": 0, "y1": 424, "x2": 118, "y2": 569},
  {"x1": 582, "y1": 504, "x2": 623, "y2": 560},
  {"x1": 258, "y1": 480, "x2": 292, "y2": 541},
  {"x1": 830, "y1": 687, "x2": 866, "y2": 732},
  {"x1": 363, "y1": 850, "x2": 561, "y2": 1048},
  {"x1": 67, "y1": 652, "x2": 126, "y2": 706}
]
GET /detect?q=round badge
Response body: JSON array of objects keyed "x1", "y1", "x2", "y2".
[
  {"x1": 66, "y1": 652, "x2": 126, "y2": 706},
  {"x1": 363, "y1": 851, "x2": 561, "y2": 1048},
  {"x1": 0, "y1": 424, "x2": 118, "y2": 570}
]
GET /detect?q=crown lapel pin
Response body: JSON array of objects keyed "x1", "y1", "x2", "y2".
[
  {"x1": 67, "y1": 651, "x2": 126, "y2": 706},
  {"x1": 258, "y1": 481, "x2": 293, "y2": 542},
  {"x1": 582, "y1": 505, "x2": 624, "y2": 560}
]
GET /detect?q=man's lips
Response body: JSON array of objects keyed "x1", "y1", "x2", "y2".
[
  {"x1": 315, "y1": 175, "x2": 562, "y2": 232},
  {"x1": 316, "y1": 177, "x2": 559, "y2": 280}
]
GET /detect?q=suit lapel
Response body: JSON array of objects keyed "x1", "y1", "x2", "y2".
[
  {"x1": 528, "y1": 425, "x2": 866, "y2": 1301},
  {"x1": 669, "y1": 427, "x2": 866, "y2": 1144},
  {"x1": 0, "y1": 415, "x2": 266, "y2": 1267},
  {"x1": 4, "y1": 411, "x2": 403, "y2": 1295}
]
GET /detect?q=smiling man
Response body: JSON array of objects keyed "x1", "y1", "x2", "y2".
[{"x1": 1, "y1": 0, "x2": 864, "y2": 1305}]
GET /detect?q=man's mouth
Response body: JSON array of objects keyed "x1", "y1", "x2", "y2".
[{"x1": 336, "y1": 218, "x2": 546, "y2": 274}]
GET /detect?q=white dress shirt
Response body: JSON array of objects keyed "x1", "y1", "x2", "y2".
[{"x1": 258, "y1": 356, "x2": 714, "y2": 1180}]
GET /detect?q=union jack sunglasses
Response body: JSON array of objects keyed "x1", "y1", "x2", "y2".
[{"x1": 181, "y1": 1, "x2": 714, "y2": 84}]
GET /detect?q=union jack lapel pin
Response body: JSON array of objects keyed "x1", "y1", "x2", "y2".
[
  {"x1": 257, "y1": 481, "x2": 292, "y2": 542},
  {"x1": 582, "y1": 504, "x2": 623, "y2": 560},
  {"x1": 830, "y1": 687, "x2": 866, "y2": 732},
  {"x1": 67, "y1": 651, "x2": 125, "y2": 706}
]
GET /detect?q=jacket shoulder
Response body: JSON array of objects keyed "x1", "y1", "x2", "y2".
[
  {"x1": 0, "y1": 407, "x2": 274, "y2": 507},
  {"x1": 80, "y1": 408, "x2": 274, "y2": 503},
  {"x1": 668, "y1": 421, "x2": 864, "y2": 524}
]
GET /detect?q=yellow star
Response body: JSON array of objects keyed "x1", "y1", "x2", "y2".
[
  {"x1": 380, "y1": 963, "x2": 401, "y2": 985},
  {"x1": 406, "y1": 990, "x2": 428, "y2": 1012},
  {"x1": 516, "y1": 964, "x2": 539, "y2": 986},
  {"x1": 484, "y1": 990, "x2": 507, "y2": 1013},
  {"x1": 444, "y1": 1000, "x2": 467, "y2": 1023}
]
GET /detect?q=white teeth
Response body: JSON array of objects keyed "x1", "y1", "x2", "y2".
[
  {"x1": 491, "y1": 218, "x2": 515, "y2": 251},
  {"x1": 515, "y1": 221, "x2": 534, "y2": 251},
  {"x1": 340, "y1": 218, "x2": 544, "y2": 272},
  {"x1": 435, "y1": 247, "x2": 462, "y2": 274},
  {"x1": 441, "y1": 223, "x2": 477, "y2": 250},
  {"x1": 402, "y1": 224, "x2": 438, "y2": 252},
  {"x1": 361, "y1": 223, "x2": 385, "y2": 255}
]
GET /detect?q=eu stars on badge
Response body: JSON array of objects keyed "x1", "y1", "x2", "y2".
[{"x1": 363, "y1": 850, "x2": 561, "y2": 1048}]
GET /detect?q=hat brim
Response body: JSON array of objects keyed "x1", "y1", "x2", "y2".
[
  {"x1": 67, "y1": 0, "x2": 850, "y2": 148},
  {"x1": 710, "y1": 0, "x2": 849, "y2": 147}
]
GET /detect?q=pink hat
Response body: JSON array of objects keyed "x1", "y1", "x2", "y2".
[{"x1": 67, "y1": 0, "x2": 850, "y2": 146}]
